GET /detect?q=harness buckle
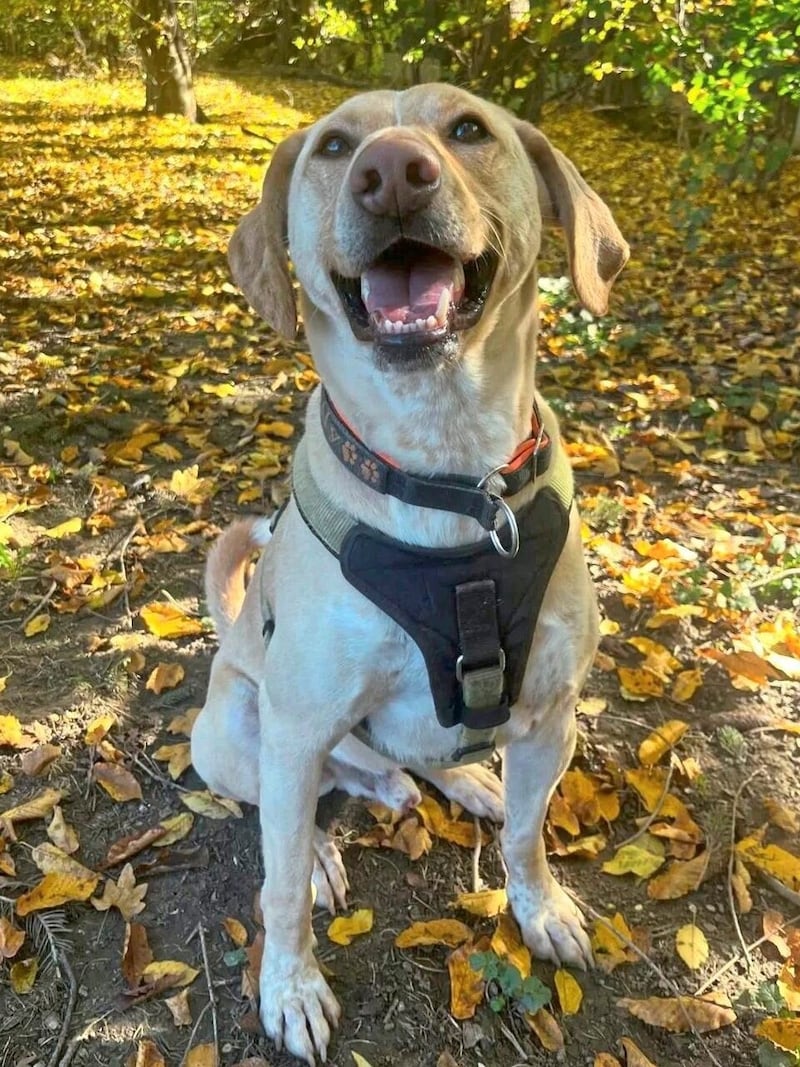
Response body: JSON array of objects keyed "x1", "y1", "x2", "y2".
[{"x1": 456, "y1": 650, "x2": 506, "y2": 710}]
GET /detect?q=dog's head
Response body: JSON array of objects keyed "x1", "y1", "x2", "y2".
[{"x1": 230, "y1": 84, "x2": 628, "y2": 372}]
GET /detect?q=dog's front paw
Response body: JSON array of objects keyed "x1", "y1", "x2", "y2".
[
  {"x1": 509, "y1": 875, "x2": 593, "y2": 970},
  {"x1": 261, "y1": 959, "x2": 340, "y2": 1065},
  {"x1": 312, "y1": 827, "x2": 349, "y2": 914}
]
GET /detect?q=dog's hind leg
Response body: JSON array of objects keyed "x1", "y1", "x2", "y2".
[
  {"x1": 326, "y1": 732, "x2": 421, "y2": 812},
  {"x1": 416, "y1": 762, "x2": 505, "y2": 823},
  {"x1": 192, "y1": 660, "x2": 350, "y2": 912}
]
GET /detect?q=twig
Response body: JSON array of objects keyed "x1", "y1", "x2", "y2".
[
  {"x1": 496, "y1": 1016, "x2": 528, "y2": 1060},
  {"x1": 727, "y1": 770, "x2": 760, "y2": 968},
  {"x1": 47, "y1": 951, "x2": 76, "y2": 1067},
  {"x1": 568, "y1": 890, "x2": 725, "y2": 1067},
  {"x1": 132, "y1": 751, "x2": 192, "y2": 794},
  {"x1": 695, "y1": 911, "x2": 800, "y2": 996},
  {"x1": 193, "y1": 923, "x2": 219, "y2": 1064},
  {"x1": 57, "y1": 1010, "x2": 114, "y2": 1067},
  {"x1": 117, "y1": 519, "x2": 143, "y2": 629},
  {"x1": 20, "y1": 581, "x2": 58, "y2": 631},
  {"x1": 748, "y1": 566, "x2": 800, "y2": 590},
  {"x1": 179, "y1": 1000, "x2": 211, "y2": 1067},
  {"x1": 471, "y1": 815, "x2": 483, "y2": 893},
  {"x1": 615, "y1": 757, "x2": 675, "y2": 849},
  {"x1": 755, "y1": 871, "x2": 800, "y2": 910}
]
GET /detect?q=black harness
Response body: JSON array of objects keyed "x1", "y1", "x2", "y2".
[{"x1": 275, "y1": 390, "x2": 573, "y2": 764}]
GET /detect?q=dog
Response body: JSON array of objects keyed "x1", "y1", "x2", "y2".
[{"x1": 191, "y1": 83, "x2": 628, "y2": 1064}]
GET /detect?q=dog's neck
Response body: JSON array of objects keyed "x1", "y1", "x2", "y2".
[{"x1": 303, "y1": 285, "x2": 541, "y2": 484}]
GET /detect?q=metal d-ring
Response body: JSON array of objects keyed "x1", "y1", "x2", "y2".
[{"x1": 489, "y1": 494, "x2": 520, "y2": 558}]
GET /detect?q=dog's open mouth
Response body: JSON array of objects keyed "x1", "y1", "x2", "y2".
[{"x1": 333, "y1": 239, "x2": 498, "y2": 346}]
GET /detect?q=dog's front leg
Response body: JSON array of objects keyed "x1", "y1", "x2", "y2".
[
  {"x1": 502, "y1": 701, "x2": 593, "y2": 970},
  {"x1": 257, "y1": 689, "x2": 340, "y2": 1064}
]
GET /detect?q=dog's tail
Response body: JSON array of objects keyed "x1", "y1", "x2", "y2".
[{"x1": 205, "y1": 516, "x2": 273, "y2": 639}]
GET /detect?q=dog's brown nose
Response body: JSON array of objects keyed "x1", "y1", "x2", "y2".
[{"x1": 350, "y1": 134, "x2": 441, "y2": 218}]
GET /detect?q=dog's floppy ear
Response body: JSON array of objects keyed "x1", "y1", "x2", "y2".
[
  {"x1": 515, "y1": 121, "x2": 629, "y2": 316},
  {"x1": 228, "y1": 130, "x2": 307, "y2": 338}
]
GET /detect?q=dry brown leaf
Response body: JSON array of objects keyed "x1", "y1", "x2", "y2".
[
  {"x1": 0, "y1": 770, "x2": 13, "y2": 795},
  {"x1": 146, "y1": 663, "x2": 185, "y2": 695},
  {"x1": 16, "y1": 871, "x2": 99, "y2": 915},
  {"x1": 0, "y1": 834, "x2": 15, "y2": 876},
  {"x1": 152, "y1": 741, "x2": 192, "y2": 779},
  {"x1": 180, "y1": 790, "x2": 242, "y2": 820},
  {"x1": 594, "y1": 1055, "x2": 622, "y2": 1067},
  {"x1": 764, "y1": 798, "x2": 800, "y2": 834},
  {"x1": 436, "y1": 1052, "x2": 460, "y2": 1067},
  {"x1": 620, "y1": 1037, "x2": 659, "y2": 1066},
  {"x1": 731, "y1": 856, "x2": 753, "y2": 914},
  {"x1": 10, "y1": 956, "x2": 38, "y2": 994},
  {"x1": 0, "y1": 916, "x2": 25, "y2": 959},
  {"x1": 93, "y1": 762, "x2": 143, "y2": 802},
  {"x1": 102, "y1": 825, "x2": 167, "y2": 868},
  {"x1": 390, "y1": 816, "x2": 432, "y2": 859},
  {"x1": 92, "y1": 863, "x2": 148, "y2": 920},
  {"x1": 647, "y1": 850, "x2": 709, "y2": 900},
  {"x1": 327, "y1": 908, "x2": 373, "y2": 946},
  {"x1": 122, "y1": 921, "x2": 153, "y2": 988},
  {"x1": 223, "y1": 916, "x2": 248, "y2": 947},
  {"x1": 47, "y1": 805, "x2": 79, "y2": 853},
  {"x1": 617, "y1": 993, "x2": 736, "y2": 1033},
  {"x1": 447, "y1": 942, "x2": 484, "y2": 1020},
  {"x1": 395, "y1": 919, "x2": 472, "y2": 949},
  {"x1": 20, "y1": 743, "x2": 61, "y2": 776},
  {"x1": 125, "y1": 1039, "x2": 166, "y2": 1067},
  {"x1": 165, "y1": 987, "x2": 193, "y2": 1026},
  {"x1": 524, "y1": 1007, "x2": 564, "y2": 1052}
]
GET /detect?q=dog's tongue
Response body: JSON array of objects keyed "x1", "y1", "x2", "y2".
[{"x1": 361, "y1": 248, "x2": 465, "y2": 325}]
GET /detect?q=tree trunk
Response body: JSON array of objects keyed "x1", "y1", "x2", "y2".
[{"x1": 131, "y1": 0, "x2": 203, "y2": 122}]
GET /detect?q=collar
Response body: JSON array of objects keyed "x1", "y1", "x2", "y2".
[{"x1": 319, "y1": 389, "x2": 552, "y2": 554}]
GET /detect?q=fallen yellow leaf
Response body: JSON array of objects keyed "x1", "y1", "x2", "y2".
[
  {"x1": 0, "y1": 916, "x2": 25, "y2": 959},
  {"x1": 146, "y1": 663, "x2": 185, "y2": 695},
  {"x1": 141, "y1": 959, "x2": 199, "y2": 989},
  {"x1": 671, "y1": 668, "x2": 703, "y2": 703},
  {"x1": 16, "y1": 871, "x2": 99, "y2": 915},
  {"x1": 620, "y1": 1037, "x2": 659, "y2": 1066},
  {"x1": 637, "y1": 720, "x2": 688, "y2": 766},
  {"x1": 180, "y1": 790, "x2": 242, "y2": 820},
  {"x1": 602, "y1": 835, "x2": 665, "y2": 879},
  {"x1": 1, "y1": 787, "x2": 63, "y2": 826},
  {"x1": 451, "y1": 888, "x2": 507, "y2": 918},
  {"x1": 24, "y1": 614, "x2": 50, "y2": 637},
  {"x1": 10, "y1": 956, "x2": 38, "y2": 994},
  {"x1": 154, "y1": 812, "x2": 194, "y2": 845},
  {"x1": 223, "y1": 917, "x2": 248, "y2": 947},
  {"x1": 447, "y1": 942, "x2": 484, "y2": 1020},
  {"x1": 490, "y1": 913, "x2": 531, "y2": 978},
  {"x1": 140, "y1": 602, "x2": 204, "y2": 639},
  {"x1": 47, "y1": 805, "x2": 79, "y2": 853},
  {"x1": 165, "y1": 988, "x2": 193, "y2": 1026},
  {"x1": 185, "y1": 1044, "x2": 217, "y2": 1067},
  {"x1": 675, "y1": 922, "x2": 709, "y2": 970},
  {"x1": 31, "y1": 843, "x2": 96, "y2": 881},
  {"x1": 395, "y1": 919, "x2": 472, "y2": 949},
  {"x1": 591, "y1": 913, "x2": 639, "y2": 972},
  {"x1": 647, "y1": 850, "x2": 709, "y2": 900},
  {"x1": 85, "y1": 712, "x2": 117, "y2": 745},
  {"x1": 618, "y1": 666, "x2": 664, "y2": 701},
  {"x1": 328, "y1": 908, "x2": 373, "y2": 946},
  {"x1": 0, "y1": 713, "x2": 33, "y2": 749},
  {"x1": 737, "y1": 832, "x2": 800, "y2": 893},
  {"x1": 754, "y1": 1018, "x2": 800, "y2": 1053},
  {"x1": 125, "y1": 1039, "x2": 165, "y2": 1067},
  {"x1": 152, "y1": 741, "x2": 191, "y2": 779},
  {"x1": 554, "y1": 968, "x2": 583, "y2": 1014},
  {"x1": 44, "y1": 516, "x2": 82, "y2": 539},
  {"x1": 92, "y1": 863, "x2": 148, "y2": 920}
]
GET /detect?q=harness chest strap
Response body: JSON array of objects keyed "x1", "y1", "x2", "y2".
[{"x1": 281, "y1": 435, "x2": 575, "y2": 768}]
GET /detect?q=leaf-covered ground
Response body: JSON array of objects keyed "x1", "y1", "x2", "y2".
[{"x1": 1, "y1": 68, "x2": 799, "y2": 1067}]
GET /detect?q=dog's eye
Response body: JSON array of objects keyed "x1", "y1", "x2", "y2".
[
  {"x1": 317, "y1": 132, "x2": 352, "y2": 158},
  {"x1": 449, "y1": 117, "x2": 491, "y2": 144}
]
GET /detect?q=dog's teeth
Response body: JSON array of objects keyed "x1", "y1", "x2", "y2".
[
  {"x1": 360, "y1": 276, "x2": 370, "y2": 303},
  {"x1": 435, "y1": 286, "x2": 452, "y2": 325},
  {"x1": 425, "y1": 315, "x2": 438, "y2": 329},
  {"x1": 415, "y1": 318, "x2": 426, "y2": 330}
]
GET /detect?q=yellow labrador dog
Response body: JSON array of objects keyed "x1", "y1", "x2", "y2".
[{"x1": 192, "y1": 83, "x2": 628, "y2": 1063}]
